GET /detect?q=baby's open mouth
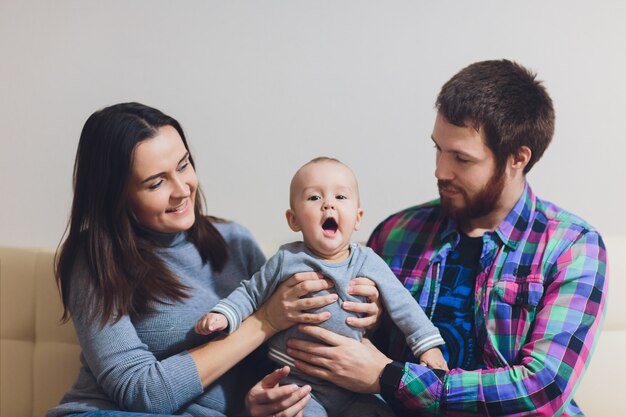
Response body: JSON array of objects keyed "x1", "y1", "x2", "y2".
[{"x1": 322, "y1": 217, "x2": 338, "y2": 233}]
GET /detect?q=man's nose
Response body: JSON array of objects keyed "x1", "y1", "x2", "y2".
[{"x1": 434, "y1": 155, "x2": 453, "y2": 181}]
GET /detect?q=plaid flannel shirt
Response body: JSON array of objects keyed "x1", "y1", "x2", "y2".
[{"x1": 368, "y1": 183, "x2": 607, "y2": 417}]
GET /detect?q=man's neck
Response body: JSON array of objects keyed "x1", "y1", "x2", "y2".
[{"x1": 461, "y1": 178, "x2": 526, "y2": 237}]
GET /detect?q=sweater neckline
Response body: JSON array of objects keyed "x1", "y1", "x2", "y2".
[{"x1": 134, "y1": 225, "x2": 187, "y2": 248}]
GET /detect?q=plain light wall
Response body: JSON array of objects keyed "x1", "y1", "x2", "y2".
[{"x1": 1, "y1": 1, "x2": 625, "y2": 250}]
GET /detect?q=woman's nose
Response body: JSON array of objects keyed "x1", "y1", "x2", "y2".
[{"x1": 171, "y1": 176, "x2": 191, "y2": 198}]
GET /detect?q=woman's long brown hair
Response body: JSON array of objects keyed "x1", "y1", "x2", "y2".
[{"x1": 55, "y1": 102, "x2": 228, "y2": 327}]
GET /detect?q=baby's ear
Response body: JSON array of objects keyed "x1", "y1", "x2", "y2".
[
  {"x1": 354, "y1": 208, "x2": 364, "y2": 231},
  {"x1": 285, "y1": 209, "x2": 301, "y2": 232}
]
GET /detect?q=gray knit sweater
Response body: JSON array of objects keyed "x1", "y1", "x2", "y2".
[
  {"x1": 213, "y1": 242, "x2": 444, "y2": 369},
  {"x1": 46, "y1": 222, "x2": 266, "y2": 417}
]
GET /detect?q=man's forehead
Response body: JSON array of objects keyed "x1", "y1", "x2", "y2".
[{"x1": 432, "y1": 116, "x2": 489, "y2": 153}]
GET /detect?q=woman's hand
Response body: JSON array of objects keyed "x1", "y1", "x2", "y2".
[
  {"x1": 342, "y1": 277, "x2": 382, "y2": 331},
  {"x1": 259, "y1": 272, "x2": 338, "y2": 332},
  {"x1": 189, "y1": 273, "x2": 336, "y2": 389},
  {"x1": 245, "y1": 366, "x2": 311, "y2": 417},
  {"x1": 286, "y1": 325, "x2": 392, "y2": 394}
]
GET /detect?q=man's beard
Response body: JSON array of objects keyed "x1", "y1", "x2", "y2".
[{"x1": 438, "y1": 169, "x2": 506, "y2": 225}]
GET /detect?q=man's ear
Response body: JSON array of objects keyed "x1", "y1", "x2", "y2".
[
  {"x1": 354, "y1": 208, "x2": 364, "y2": 231},
  {"x1": 285, "y1": 209, "x2": 301, "y2": 232},
  {"x1": 511, "y1": 146, "x2": 532, "y2": 171}
]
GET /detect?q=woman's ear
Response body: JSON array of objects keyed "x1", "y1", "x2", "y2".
[{"x1": 285, "y1": 209, "x2": 301, "y2": 232}]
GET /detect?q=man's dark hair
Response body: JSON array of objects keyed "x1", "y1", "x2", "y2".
[{"x1": 436, "y1": 59, "x2": 555, "y2": 173}]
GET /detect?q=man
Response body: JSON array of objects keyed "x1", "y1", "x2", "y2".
[{"x1": 285, "y1": 60, "x2": 608, "y2": 417}]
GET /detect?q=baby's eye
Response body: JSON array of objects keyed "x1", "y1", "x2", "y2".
[
  {"x1": 336, "y1": 195, "x2": 347, "y2": 200},
  {"x1": 307, "y1": 195, "x2": 321, "y2": 201}
]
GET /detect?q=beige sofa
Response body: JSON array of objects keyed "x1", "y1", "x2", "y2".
[{"x1": 1, "y1": 238, "x2": 624, "y2": 417}]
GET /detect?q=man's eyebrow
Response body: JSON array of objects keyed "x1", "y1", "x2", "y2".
[
  {"x1": 141, "y1": 152, "x2": 189, "y2": 184},
  {"x1": 430, "y1": 136, "x2": 475, "y2": 158}
]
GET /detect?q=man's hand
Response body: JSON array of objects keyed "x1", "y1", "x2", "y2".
[{"x1": 286, "y1": 325, "x2": 392, "y2": 393}]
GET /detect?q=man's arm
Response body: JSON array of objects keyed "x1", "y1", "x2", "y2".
[
  {"x1": 391, "y1": 231, "x2": 607, "y2": 416},
  {"x1": 289, "y1": 231, "x2": 608, "y2": 416}
]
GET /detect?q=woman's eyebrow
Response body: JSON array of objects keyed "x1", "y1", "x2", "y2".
[{"x1": 141, "y1": 152, "x2": 189, "y2": 184}]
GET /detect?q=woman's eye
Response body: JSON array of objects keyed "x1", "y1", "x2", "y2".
[
  {"x1": 149, "y1": 179, "x2": 164, "y2": 190},
  {"x1": 177, "y1": 162, "x2": 189, "y2": 172}
]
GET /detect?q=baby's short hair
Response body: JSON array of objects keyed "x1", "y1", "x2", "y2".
[{"x1": 289, "y1": 156, "x2": 360, "y2": 207}]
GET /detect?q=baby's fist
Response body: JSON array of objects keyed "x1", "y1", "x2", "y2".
[{"x1": 195, "y1": 312, "x2": 228, "y2": 335}]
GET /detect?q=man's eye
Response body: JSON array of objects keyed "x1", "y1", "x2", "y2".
[
  {"x1": 307, "y1": 195, "x2": 321, "y2": 201},
  {"x1": 455, "y1": 155, "x2": 470, "y2": 163}
]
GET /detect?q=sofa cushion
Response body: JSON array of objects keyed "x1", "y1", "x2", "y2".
[
  {"x1": 1, "y1": 247, "x2": 81, "y2": 417},
  {"x1": 0, "y1": 237, "x2": 623, "y2": 416},
  {"x1": 575, "y1": 236, "x2": 625, "y2": 416}
]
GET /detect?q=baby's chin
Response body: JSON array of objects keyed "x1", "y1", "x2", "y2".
[{"x1": 306, "y1": 241, "x2": 351, "y2": 262}]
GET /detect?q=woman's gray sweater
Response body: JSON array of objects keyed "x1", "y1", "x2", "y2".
[{"x1": 47, "y1": 222, "x2": 266, "y2": 417}]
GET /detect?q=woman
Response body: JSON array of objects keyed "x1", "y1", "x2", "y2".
[{"x1": 48, "y1": 103, "x2": 380, "y2": 417}]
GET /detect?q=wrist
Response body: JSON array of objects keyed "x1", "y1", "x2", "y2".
[
  {"x1": 253, "y1": 306, "x2": 281, "y2": 339},
  {"x1": 378, "y1": 361, "x2": 404, "y2": 399}
]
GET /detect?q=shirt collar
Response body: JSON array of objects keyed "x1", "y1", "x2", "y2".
[
  {"x1": 494, "y1": 181, "x2": 535, "y2": 250},
  {"x1": 439, "y1": 209, "x2": 458, "y2": 244},
  {"x1": 436, "y1": 181, "x2": 535, "y2": 250}
]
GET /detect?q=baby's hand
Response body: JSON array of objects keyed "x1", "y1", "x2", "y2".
[
  {"x1": 418, "y1": 347, "x2": 449, "y2": 371},
  {"x1": 194, "y1": 312, "x2": 228, "y2": 335}
]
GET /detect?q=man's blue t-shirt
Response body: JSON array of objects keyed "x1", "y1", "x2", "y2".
[{"x1": 431, "y1": 233, "x2": 485, "y2": 370}]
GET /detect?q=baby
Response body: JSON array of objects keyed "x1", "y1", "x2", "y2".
[{"x1": 196, "y1": 157, "x2": 446, "y2": 417}]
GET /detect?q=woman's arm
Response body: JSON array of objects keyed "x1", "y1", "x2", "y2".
[
  {"x1": 71, "y1": 270, "x2": 334, "y2": 414},
  {"x1": 190, "y1": 271, "x2": 337, "y2": 387}
]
